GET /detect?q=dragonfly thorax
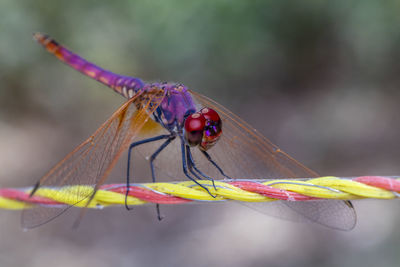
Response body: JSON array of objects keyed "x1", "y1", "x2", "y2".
[{"x1": 156, "y1": 83, "x2": 197, "y2": 127}]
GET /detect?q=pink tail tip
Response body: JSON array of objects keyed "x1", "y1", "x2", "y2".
[{"x1": 33, "y1": 32, "x2": 47, "y2": 42}]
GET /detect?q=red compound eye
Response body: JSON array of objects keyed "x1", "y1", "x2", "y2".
[
  {"x1": 184, "y1": 113, "x2": 206, "y2": 146},
  {"x1": 199, "y1": 108, "x2": 222, "y2": 151},
  {"x1": 200, "y1": 108, "x2": 220, "y2": 124},
  {"x1": 185, "y1": 113, "x2": 206, "y2": 132}
]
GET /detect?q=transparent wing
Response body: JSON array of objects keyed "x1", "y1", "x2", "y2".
[
  {"x1": 243, "y1": 200, "x2": 356, "y2": 230},
  {"x1": 21, "y1": 89, "x2": 166, "y2": 229},
  {"x1": 189, "y1": 90, "x2": 356, "y2": 230},
  {"x1": 189, "y1": 90, "x2": 318, "y2": 179}
]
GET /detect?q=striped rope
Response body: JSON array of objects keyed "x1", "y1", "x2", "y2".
[{"x1": 1, "y1": 176, "x2": 399, "y2": 210}]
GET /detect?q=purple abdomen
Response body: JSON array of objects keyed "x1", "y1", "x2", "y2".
[{"x1": 33, "y1": 33, "x2": 144, "y2": 98}]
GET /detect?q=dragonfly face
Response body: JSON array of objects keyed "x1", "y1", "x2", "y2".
[{"x1": 184, "y1": 107, "x2": 222, "y2": 150}]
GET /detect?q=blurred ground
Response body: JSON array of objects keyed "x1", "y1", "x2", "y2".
[{"x1": 1, "y1": 1, "x2": 400, "y2": 267}]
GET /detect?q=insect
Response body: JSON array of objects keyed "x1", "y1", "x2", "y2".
[{"x1": 22, "y1": 33, "x2": 356, "y2": 230}]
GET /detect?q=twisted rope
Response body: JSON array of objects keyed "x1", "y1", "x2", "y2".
[{"x1": 1, "y1": 176, "x2": 399, "y2": 210}]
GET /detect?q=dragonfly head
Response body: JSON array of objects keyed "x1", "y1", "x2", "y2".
[{"x1": 184, "y1": 108, "x2": 222, "y2": 150}]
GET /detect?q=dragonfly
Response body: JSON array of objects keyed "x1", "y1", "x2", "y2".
[{"x1": 22, "y1": 33, "x2": 357, "y2": 230}]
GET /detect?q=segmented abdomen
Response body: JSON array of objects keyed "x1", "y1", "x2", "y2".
[{"x1": 33, "y1": 33, "x2": 144, "y2": 99}]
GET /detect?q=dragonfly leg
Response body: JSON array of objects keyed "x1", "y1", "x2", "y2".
[
  {"x1": 179, "y1": 136, "x2": 217, "y2": 198},
  {"x1": 149, "y1": 136, "x2": 176, "y2": 183},
  {"x1": 186, "y1": 147, "x2": 203, "y2": 180},
  {"x1": 125, "y1": 134, "x2": 171, "y2": 210},
  {"x1": 186, "y1": 146, "x2": 217, "y2": 191},
  {"x1": 148, "y1": 135, "x2": 176, "y2": 220},
  {"x1": 29, "y1": 181, "x2": 41, "y2": 197},
  {"x1": 201, "y1": 150, "x2": 232, "y2": 180}
]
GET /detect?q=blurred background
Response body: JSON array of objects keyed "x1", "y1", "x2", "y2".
[{"x1": 1, "y1": 1, "x2": 400, "y2": 266}]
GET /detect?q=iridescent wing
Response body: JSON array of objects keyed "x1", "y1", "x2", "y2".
[
  {"x1": 21, "y1": 89, "x2": 166, "y2": 229},
  {"x1": 189, "y1": 90, "x2": 357, "y2": 230}
]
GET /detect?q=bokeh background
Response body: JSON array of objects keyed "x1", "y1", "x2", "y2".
[{"x1": 1, "y1": 1, "x2": 400, "y2": 266}]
